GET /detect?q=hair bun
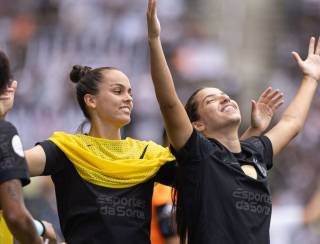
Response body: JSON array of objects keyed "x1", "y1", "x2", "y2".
[{"x1": 70, "y1": 65, "x2": 92, "y2": 83}]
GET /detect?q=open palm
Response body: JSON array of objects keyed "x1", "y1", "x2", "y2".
[
  {"x1": 147, "y1": 0, "x2": 161, "y2": 39},
  {"x1": 293, "y1": 37, "x2": 320, "y2": 81},
  {"x1": 251, "y1": 87, "x2": 284, "y2": 132}
]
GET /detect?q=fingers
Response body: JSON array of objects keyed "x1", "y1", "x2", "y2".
[
  {"x1": 147, "y1": 0, "x2": 156, "y2": 17},
  {"x1": 256, "y1": 87, "x2": 284, "y2": 111},
  {"x1": 316, "y1": 36, "x2": 320, "y2": 55},
  {"x1": 0, "y1": 95, "x2": 11, "y2": 100},
  {"x1": 258, "y1": 87, "x2": 279, "y2": 103},
  {"x1": 0, "y1": 87, "x2": 15, "y2": 100},
  {"x1": 258, "y1": 87, "x2": 272, "y2": 100},
  {"x1": 292, "y1": 51, "x2": 303, "y2": 65},
  {"x1": 271, "y1": 98, "x2": 284, "y2": 111},
  {"x1": 10, "y1": 80, "x2": 17, "y2": 90},
  {"x1": 251, "y1": 99, "x2": 257, "y2": 112},
  {"x1": 269, "y1": 92, "x2": 284, "y2": 111},
  {"x1": 308, "y1": 36, "x2": 316, "y2": 56}
]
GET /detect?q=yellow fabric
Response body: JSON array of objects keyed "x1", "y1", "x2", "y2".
[
  {"x1": 49, "y1": 132, "x2": 175, "y2": 188},
  {"x1": 0, "y1": 211, "x2": 13, "y2": 244}
]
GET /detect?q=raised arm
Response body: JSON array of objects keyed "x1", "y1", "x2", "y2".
[
  {"x1": 147, "y1": 0, "x2": 192, "y2": 150},
  {"x1": 240, "y1": 87, "x2": 283, "y2": 140},
  {"x1": 266, "y1": 37, "x2": 320, "y2": 155}
]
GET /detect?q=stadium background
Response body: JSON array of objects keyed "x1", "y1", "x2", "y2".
[{"x1": 0, "y1": 0, "x2": 320, "y2": 243}]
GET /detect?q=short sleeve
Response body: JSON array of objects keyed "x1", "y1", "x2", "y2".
[
  {"x1": 244, "y1": 136, "x2": 273, "y2": 170},
  {"x1": 0, "y1": 120, "x2": 30, "y2": 186},
  {"x1": 37, "y1": 140, "x2": 68, "y2": 175},
  {"x1": 154, "y1": 161, "x2": 177, "y2": 187},
  {"x1": 170, "y1": 129, "x2": 214, "y2": 164}
]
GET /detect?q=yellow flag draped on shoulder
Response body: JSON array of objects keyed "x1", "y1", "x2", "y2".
[
  {"x1": 49, "y1": 132, "x2": 175, "y2": 188},
  {"x1": 0, "y1": 211, "x2": 13, "y2": 244}
]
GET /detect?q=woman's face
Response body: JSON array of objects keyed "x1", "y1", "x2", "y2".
[
  {"x1": 194, "y1": 87, "x2": 241, "y2": 132},
  {"x1": 93, "y1": 69, "x2": 133, "y2": 128}
]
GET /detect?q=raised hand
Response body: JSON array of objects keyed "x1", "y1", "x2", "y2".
[
  {"x1": 0, "y1": 80, "x2": 17, "y2": 119},
  {"x1": 41, "y1": 220, "x2": 58, "y2": 244},
  {"x1": 147, "y1": 0, "x2": 160, "y2": 40},
  {"x1": 292, "y1": 37, "x2": 320, "y2": 81},
  {"x1": 250, "y1": 87, "x2": 284, "y2": 132}
]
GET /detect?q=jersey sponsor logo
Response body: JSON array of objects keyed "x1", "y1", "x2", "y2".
[
  {"x1": 232, "y1": 188, "x2": 271, "y2": 215},
  {"x1": 97, "y1": 195, "x2": 146, "y2": 220},
  {"x1": 11, "y1": 135, "x2": 24, "y2": 158}
]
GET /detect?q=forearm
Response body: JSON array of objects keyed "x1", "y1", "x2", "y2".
[
  {"x1": 148, "y1": 37, "x2": 193, "y2": 148},
  {"x1": 6, "y1": 212, "x2": 42, "y2": 244},
  {"x1": 302, "y1": 191, "x2": 320, "y2": 225},
  {"x1": 0, "y1": 180, "x2": 42, "y2": 244},
  {"x1": 149, "y1": 37, "x2": 180, "y2": 109},
  {"x1": 280, "y1": 75, "x2": 318, "y2": 132},
  {"x1": 147, "y1": 0, "x2": 193, "y2": 149}
]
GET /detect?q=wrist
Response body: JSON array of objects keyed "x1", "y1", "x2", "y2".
[
  {"x1": 33, "y1": 219, "x2": 46, "y2": 237},
  {"x1": 249, "y1": 126, "x2": 263, "y2": 132},
  {"x1": 303, "y1": 74, "x2": 319, "y2": 82}
]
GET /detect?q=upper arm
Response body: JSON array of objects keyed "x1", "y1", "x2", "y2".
[
  {"x1": 148, "y1": 37, "x2": 193, "y2": 150},
  {"x1": 161, "y1": 99, "x2": 193, "y2": 150},
  {"x1": 24, "y1": 145, "x2": 46, "y2": 177},
  {"x1": 265, "y1": 118, "x2": 299, "y2": 156},
  {"x1": 154, "y1": 161, "x2": 177, "y2": 187}
]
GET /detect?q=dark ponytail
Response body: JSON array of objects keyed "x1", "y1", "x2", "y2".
[{"x1": 173, "y1": 87, "x2": 204, "y2": 244}]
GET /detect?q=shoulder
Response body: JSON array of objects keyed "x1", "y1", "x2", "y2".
[
  {"x1": 241, "y1": 136, "x2": 272, "y2": 153},
  {"x1": 241, "y1": 136, "x2": 273, "y2": 170},
  {"x1": 0, "y1": 120, "x2": 19, "y2": 141}
]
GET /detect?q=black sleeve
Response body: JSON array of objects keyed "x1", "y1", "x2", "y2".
[
  {"x1": 37, "y1": 140, "x2": 67, "y2": 176},
  {"x1": 170, "y1": 129, "x2": 214, "y2": 164},
  {"x1": 0, "y1": 120, "x2": 30, "y2": 186},
  {"x1": 154, "y1": 161, "x2": 177, "y2": 187},
  {"x1": 245, "y1": 136, "x2": 273, "y2": 170}
]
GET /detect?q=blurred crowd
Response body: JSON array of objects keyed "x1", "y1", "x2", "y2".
[{"x1": 0, "y1": 0, "x2": 320, "y2": 243}]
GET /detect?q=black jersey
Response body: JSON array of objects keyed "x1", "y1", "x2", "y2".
[
  {"x1": 0, "y1": 120, "x2": 29, "y2": 186},
  {"x1": 39, "y1": 140, "x2": 176, "y2": 244},
  {"x1": 172, "y1": 129, "x2": 273, "y2": 244}
]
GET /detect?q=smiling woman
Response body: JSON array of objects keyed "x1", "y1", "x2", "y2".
[
  {"x1": 69, "y1": 65, "x2": 133, "y2": 136},
  {"x1": 147, "y1": 0, "x2": 320, "y2": 243},
  {"x1": 21, "y1": 64, "x2": 177, "y2": 244}
]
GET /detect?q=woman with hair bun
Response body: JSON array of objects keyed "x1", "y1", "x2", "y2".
[{"x1": 23, "y1": 64, "x2": 177, "y2": 244}]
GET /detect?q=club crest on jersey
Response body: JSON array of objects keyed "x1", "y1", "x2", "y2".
[
  {"x1": 11, "y1": 135, "x2": 24, "y2": 157},
  {"x1": 252, "y1": 156, "x2": 267, "y2": 177}
]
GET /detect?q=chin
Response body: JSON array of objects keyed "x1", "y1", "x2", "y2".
[{"x1": 117, "y1": 117, "x2": 131, "y2": 127}]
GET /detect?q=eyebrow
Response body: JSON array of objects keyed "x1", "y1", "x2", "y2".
[
  {"x1": 201, "y1": 92, "x2": 226, "y2": 104},
  {"x1": 110, "y1": 83, "x2": 132, "y2": 93}
]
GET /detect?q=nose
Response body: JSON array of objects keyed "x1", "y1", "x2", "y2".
[
  {"x1": 124, "y1": 93, "x2": 133, "y2": 103},
  {"x1": 220, "y1": 94, "x2": 230, "y2": 103}
]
